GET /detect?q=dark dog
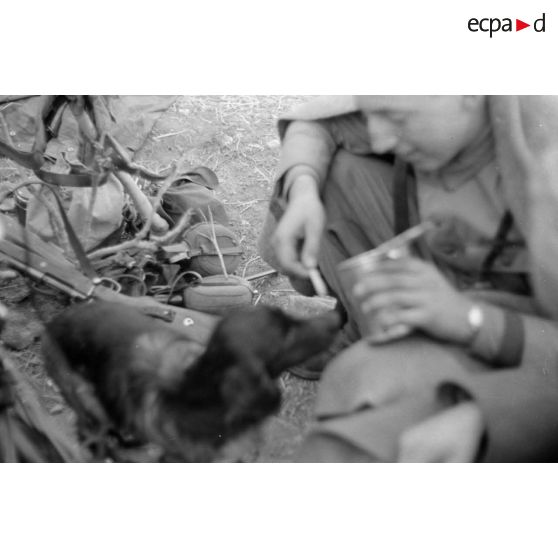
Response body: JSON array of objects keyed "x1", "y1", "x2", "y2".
[{"x1": 42, "y1": 301, "x2": 340, "y2": 461}]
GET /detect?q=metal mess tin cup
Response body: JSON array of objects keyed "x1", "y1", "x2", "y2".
[{"x1": 336, "y1": 222, "x2": 433, "y2": 343}]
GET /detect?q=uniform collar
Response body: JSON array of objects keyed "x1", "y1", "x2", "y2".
[{"x1": 417, "y1": 126, "x2": 496, "y2": 191}]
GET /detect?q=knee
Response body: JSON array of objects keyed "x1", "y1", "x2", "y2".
[
  {"x1": 326, "y1": 335, "x2": 466, "y2": 380},
  {"x1": 324, "y1": 337, "x2": 429, "y2": 381},
  {"x1": 318, "y1": 336, "x2": 474, "y2": 413}
]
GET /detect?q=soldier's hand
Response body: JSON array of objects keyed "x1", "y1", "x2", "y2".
[
  {"x1": 353, "y1": 256, "x2": 475, "y2": 345},
  {"x1": 271, "y1": 175, "x2": 325, "y2": 278}
]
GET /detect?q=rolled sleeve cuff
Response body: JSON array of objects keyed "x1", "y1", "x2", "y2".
[
  {"x1": 281, "y1": 165, "x2": 321, "y2": 200},
  {"x1": 468, "y1": 304, "x2": 525, "y2": 367}
]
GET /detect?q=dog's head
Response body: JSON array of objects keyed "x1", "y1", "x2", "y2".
[
  {"x1": 208, "y1": 305, "x2": 342, "y2": 377},
  {"x1": 44, "y1": 301, "x2": 341, "y2": 462},
  {"x1": 155, "y1": 305, "x2": 342, "y2": 460}
]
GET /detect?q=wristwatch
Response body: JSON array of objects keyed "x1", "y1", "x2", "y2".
[{"x1": 466, "y1": 304, "x2": 484, "y2": 345}]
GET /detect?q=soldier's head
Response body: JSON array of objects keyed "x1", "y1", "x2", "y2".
[{"x1": 355, "y1": 95, "x2": 488, "y2": 172}]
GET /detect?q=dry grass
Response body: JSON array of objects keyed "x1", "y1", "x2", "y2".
[
  {"x1": 2, "y1": 95, "x2": 329, "y2": 462},
  {"x1": 138, "y1": 95, "x2": 325, "y2": 462},
  {"x1": 136, "y1": 96, "x2": 309, "y2": 278}
]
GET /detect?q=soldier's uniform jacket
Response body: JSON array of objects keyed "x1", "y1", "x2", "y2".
[{"x1": 261, "y1": 96, "x2": 558, "y2": 461}]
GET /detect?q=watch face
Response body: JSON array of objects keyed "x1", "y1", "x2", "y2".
[{"x1": 468, "y1": 305, "x2": 484, "y2": 329}]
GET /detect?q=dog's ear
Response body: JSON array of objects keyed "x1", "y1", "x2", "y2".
[
  {"x1": 132, "y1": 332, "x2": 205, "y2": 392},
  {"x1": 221, "y1": 354, "x2": 281, "y2": 434}
]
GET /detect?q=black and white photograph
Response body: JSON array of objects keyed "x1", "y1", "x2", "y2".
[
  {"x1": 3, "y1": 94, "x2": 558, "y2": 464},
  {"x1": 2, "y1": 2, "x2": 558, "y2": 557}
]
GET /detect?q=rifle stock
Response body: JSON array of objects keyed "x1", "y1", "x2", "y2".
[{"x1": 0, "y1": 214, "x2": 218, "y2": 346}]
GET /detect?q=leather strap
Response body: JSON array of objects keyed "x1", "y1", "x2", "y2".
[
  {"x1": 0, "y1": 96, "x2": 173, "y2": 187},
  {"x1": 0, "y1": 138, "x2": 105, "y2": 187},
  {"x1": 392, "y1": 157, "x2": 415, "y2": 235},
  {"x1": 0, "y1": 212, "x2": 219, "y2": 345},
  {"x1": 0, "y1": 139, "x2": 44, "y2": 172},
  {"x1": 481, "y1": 210, "x2": 515, "y2": 279}
]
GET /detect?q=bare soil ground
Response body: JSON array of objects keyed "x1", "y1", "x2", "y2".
[{"x1": 0, "y1": 95, "x2": 333, "y2": 462}]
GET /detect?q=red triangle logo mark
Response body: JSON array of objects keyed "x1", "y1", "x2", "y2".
[{"x1": 516, "y1": 19, "x2": 530, "y2": 31}]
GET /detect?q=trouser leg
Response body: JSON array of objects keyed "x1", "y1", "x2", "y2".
[
  {"x1": 317, "y1": 151, "x2": 395, "y2": 340},
  {"x1": 258, "y1": 151, "x2": 396, "y2": 339},
  {"x1": 297, "y1": 388, "x2": 448, "y2": 462},
  {"x1": 462, "y1": 371, "x2": 558, "y2": 462},
  {"x1": 297, "y1": 337, "x2": 470, "y2": 462},
  {"x1": 300, "y1": 372, "x2": 558, "y2": 463},
  {"x1": 299, "y1": 335, "x2": 558, "y2": 462}
]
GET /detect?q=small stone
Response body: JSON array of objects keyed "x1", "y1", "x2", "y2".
[
  {"x1": 0, "y1": 270, "x2": 18, "y2": 281},
  {"x1": 220, "y1": 134, "x2": 234, "y2": 148},
  {"x1": 266, "y1": 139, "x2": 280, "y2": 149}
]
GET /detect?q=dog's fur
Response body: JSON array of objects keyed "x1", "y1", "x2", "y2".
[{"x1": 42, "y1": 301, "x2": 340, "y2": 461}]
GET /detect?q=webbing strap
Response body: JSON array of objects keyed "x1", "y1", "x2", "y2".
[
  {"x1": 392, "y1": 157, "x2": 415, "y2": 235},
  {"x1": 481, "y1": 210, "x2": 515, "y2": 279},
  {"x1": 0, "y1": 95, "x2": 171, "y2": 187},
  {"x1": 0, "y1": 138, "x2": 103, "y2": 187},
  {"x1": 0, "y1": 139, "x2": 43, "y2": 172}
]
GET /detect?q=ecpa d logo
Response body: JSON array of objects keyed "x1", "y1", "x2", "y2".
[{"x1": 468, "y1": 13, "x2": 546, "y2": 37}]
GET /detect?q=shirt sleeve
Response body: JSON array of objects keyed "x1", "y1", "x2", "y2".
[
  {"x1": 277, "y1": 120, "x2": 337, "y2": 199},
  {"x1": 276, "y1": 112, "x2": 373, "y2": 199},
  {"x1": 467, "y1": 300, "x2": 558, "y2": 372}
]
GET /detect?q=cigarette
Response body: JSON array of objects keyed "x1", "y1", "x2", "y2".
[{"x1": 308, "y1": 268, "x2": 328, "y2": 297}]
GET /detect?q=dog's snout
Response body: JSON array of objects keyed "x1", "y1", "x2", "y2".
[{"x1": 310, "y1": 310, "x2": 342, "y2": 334}]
